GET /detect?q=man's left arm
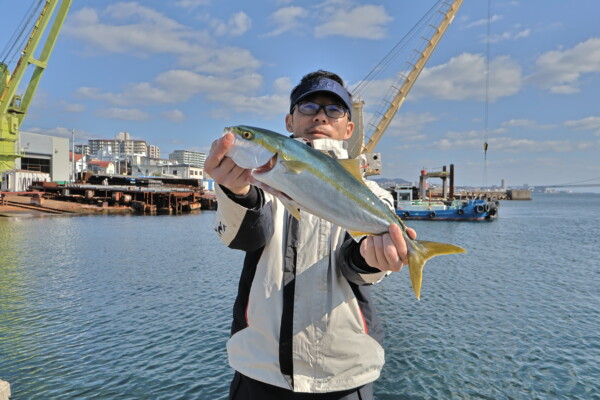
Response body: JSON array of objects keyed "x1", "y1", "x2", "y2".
[{"x1": 337, "y1": 180, "x2": 416, "y2": 285}]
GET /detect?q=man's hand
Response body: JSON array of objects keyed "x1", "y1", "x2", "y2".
[
  {"x1": 204, "y1": 133, "x2": 252, "y2": 195},
  {"x1": 360, "y1": 224, "x2": 417, "y2": 272}
]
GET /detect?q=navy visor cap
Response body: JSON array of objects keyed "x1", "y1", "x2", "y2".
[{"x1": 290, "y1": 77, "x2": 352, "y2": 120}]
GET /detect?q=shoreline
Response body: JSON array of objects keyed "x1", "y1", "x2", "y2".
[{"x1": 0, "y1": 193, "x2": 133, "y2": 218}]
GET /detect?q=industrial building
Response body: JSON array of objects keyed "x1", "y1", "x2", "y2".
[
  {"x1": 168, "y1": 150, "x2": 206, "y2": 168},
  {"x1": 16, "y1": 131, "x2": 69, "y2": 181}
]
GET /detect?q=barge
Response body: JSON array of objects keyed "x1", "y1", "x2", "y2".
[
  {"x1": 23, "y1": 174, "x2": 216, "y2": 215},
  {"x1": 391, "y1": 165, "x2": 499, "y2": 221}
]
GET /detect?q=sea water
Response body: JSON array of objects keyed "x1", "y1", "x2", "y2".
[{"x1": 0, "y1": 193, "x2": 598, "y2": 399}]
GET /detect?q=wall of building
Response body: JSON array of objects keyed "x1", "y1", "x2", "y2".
[{"x1": 18, "y1": 132, "x2": 70, "y2": 182}]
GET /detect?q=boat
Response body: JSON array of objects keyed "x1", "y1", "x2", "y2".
[
  {"x1": 394, "y1": 185, "x2": 498, "y2": 221},
  {"x1": 391, "y1": 165, "x2": 499, "y2": 221}
]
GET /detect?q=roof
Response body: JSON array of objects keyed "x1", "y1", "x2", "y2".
[
  {"x1": 88, "y1": 160, "x2": 113, "y2": 168},
  {"x1": 69, "y1": 152, "x2": 84, "y2": 162}
]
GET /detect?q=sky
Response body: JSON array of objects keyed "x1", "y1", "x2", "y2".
[{"x1": 2, "y1": 0, "x2": 600, "y2": 189}]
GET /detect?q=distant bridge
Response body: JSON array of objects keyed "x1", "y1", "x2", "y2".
[{"x1": 532, "y1": 183, "x2": 600, "y2": 190}]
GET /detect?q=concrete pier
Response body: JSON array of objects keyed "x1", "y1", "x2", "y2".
[{"x1": 0, "y1": 379, "x2": 10, "y2": 400}]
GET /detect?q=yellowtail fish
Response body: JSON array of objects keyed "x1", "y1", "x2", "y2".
[{"x1": 224, "y1": 125, "x2": 466, "y2": 299}]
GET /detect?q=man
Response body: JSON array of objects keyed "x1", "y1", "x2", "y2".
[{"x1": 205, "y1": 70, "x2": 416, "y2": 400}]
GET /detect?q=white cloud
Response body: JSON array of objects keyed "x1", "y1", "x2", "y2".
[
  {"x1": 565, "y1": 116, "x2": 600, "y2": 135},
  {"x1": 432, "y1": 136, "x2": 599, "y2": 153},
  {"x1": 65, "y1": 5, "x2": 202, "y2": 56},
  {"x1": 175, "y1": 0, "x2": 210, "y2": 9},
  {"x1": 267, "y1": 3, "x2": 392, "y2": 39},
  {"x1": 267, "y1": 6, "x2": 309, "y2": 36},
  {"x1": 76, "y1": 83, "x2": 170, "y2": 106},
  {"x1": 273, "y1": 77, "x2": 292, "y2": 94},
  {"x1": 501, "y1": 119, "x2": 555, "y2": 130},
  {"x1": 463, "y1": 14, "x2": 503, "y2": 29},
  {"x1": 502, "y1": 119, "x2": 536, "y2": 127},
  {"x1": 97, "y1": 107, "x2": 151, "y2": 121},
  {"x1": 25, "y1": 126, "x2": 98, "y2": 141},
  {"x1": 488, "y1": 28, "x2": 531, "y2": 43},
  {"x1": 315, "y1": 5, "x2": 392, "y2": 39},
  {"x1": 178, "y1": 47, "x2": 261, "y2": 75},
  {"x1": 528, "y1": 37, "x2": 600, "y2": 94},
  {"x1": 79, "y1": 69, "x2": 288, "y2": 118},
  {"x1": 212, "y1": 12, "x2": 252, "y2": 37},
  {"x1": 412, "y1": 53, "x2": 522, "y2": 101},
  {"x1": 65, "y1": 4, "x2": 259, "y2": 76},
  {"x1": 387, "y1": 112, "x2": 438, "y2": 137},
  {"x1": 154, "y1": 70, "x2": 264, "y2": 104},
  {"x1": 161, "y1": 109, "x2": 186, "y2": 122},
  {"x1": 61, "y1": 101, "x2": 86, "y2": 113}
]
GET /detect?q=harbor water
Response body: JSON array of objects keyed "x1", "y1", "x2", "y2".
[{"x1": 1, "y1": 193, "x2": 599, "y2": 399}]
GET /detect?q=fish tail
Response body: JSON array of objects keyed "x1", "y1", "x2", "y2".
[{"x1": 408, "y1": 240, "x2": 466, "y2": 300}]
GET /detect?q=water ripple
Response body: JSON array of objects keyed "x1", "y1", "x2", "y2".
[{"x1": 2, "y1": 196, "x2": 600, "y2": 399}]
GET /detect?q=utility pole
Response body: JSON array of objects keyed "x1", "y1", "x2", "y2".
[{"x1": 71, "y1": 128, "x2": 76, "y2": 182}]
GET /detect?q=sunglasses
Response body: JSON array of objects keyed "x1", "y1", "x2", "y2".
[{"x1": 295, "y1": 101, "x2": 348, "y2": 119}]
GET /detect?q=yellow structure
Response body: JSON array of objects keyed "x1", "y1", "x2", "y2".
[{"x1": 0, "y1": 0, "x2": 72, "y2": 174}]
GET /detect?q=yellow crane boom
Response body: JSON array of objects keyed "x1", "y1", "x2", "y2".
[
  {"x1": 348, "y1": 0, "x2": 463, "y2": 175},
  {"x1": 0, "y1": 0, "x2": 72, "y2": 174},
  {"x1": 363, "y1": 0, "x2": 463, "y2": 154}
]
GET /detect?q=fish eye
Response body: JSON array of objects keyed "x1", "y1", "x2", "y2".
[{"x1": 241, "y1": 130, "x2": 253, "y2": 140}]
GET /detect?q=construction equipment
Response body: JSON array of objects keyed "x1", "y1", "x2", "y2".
[
  {"x1": 0, "y1": 0, "x2": 72, "y2": 174},
  {"x1": 349, "y1": 0, "x2": 463, "y2": 176}
]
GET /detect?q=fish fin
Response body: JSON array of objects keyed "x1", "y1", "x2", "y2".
[
  {"x1": 348, "y1": 230, "x2": 371, "y2": 240},
  {"x1": 337, "y1": 159, "x2": 365, "y2": 183},
  {"x1": 281, "y1": 160, "x2": 308, "y2": 174},
  {"x1": 408, "y1": 240, "x2": 467, "y2": 300},
  {"x1": 281, "y1": 197, "x2": 302, "y2": 220}
]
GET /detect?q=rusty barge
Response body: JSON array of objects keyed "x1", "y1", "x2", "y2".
[{"x1": 20, "y1": 174, "x2": 216, "y2": 215}]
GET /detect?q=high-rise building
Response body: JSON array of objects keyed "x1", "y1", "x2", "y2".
[
  {"x1": 148, "y1": 145, "x2": 160, "y2": 158},
  {"x1": 89, "y1": 136, "x2": 149, "y2": 156},
  {"x1": 75, "y1": 144, "x2": 90, "y2": 155},
  {"x1": 168, "y1": 150, "x2": 206, "y2": 168},
  {"x1": 116, "y1": 131, "x2": 131, "y2": 141}
]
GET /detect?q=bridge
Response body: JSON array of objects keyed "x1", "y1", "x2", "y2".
[{"x1": 531, "y1": 178, "x2": 600, "y2": 191}]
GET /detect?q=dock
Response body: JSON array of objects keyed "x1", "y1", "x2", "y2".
[
  {"x1": 0, "y1": 380, "x2": 10, "y2": 400},
  {"x1": 1, "y1": 174, "x2": 217, "y2": 216}
]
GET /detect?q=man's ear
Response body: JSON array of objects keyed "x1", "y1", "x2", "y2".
[
  {"x1": 285, "y1": 114, "x2": 294, "y2": 133},
  {"x1": 343, "y1": 121, "x2": 355, "y2": 140}
]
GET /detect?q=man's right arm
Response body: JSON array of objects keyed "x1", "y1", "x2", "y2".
[{"x1": 206, "y1": 134, "x2": 274, "y2": 251}]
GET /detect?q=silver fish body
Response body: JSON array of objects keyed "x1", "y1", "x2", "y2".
[{"x1": 224, "y1": 125, "x2": 466, "y2": 299}]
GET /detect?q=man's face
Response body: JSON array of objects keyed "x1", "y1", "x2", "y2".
[{"x1": 285, "y1": 94, "x2": 354, "y2": 141}]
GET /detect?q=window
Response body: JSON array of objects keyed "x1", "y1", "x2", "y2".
[{"x1": 21, "y1": 157, "x2": 51, "y2": 173}]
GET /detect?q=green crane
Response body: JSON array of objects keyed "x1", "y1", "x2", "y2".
[{"x1": 0, "y1": 0, "x2": 72, "y2": 174}]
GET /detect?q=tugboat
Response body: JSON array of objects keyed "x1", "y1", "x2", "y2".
[{"x1": 392, "y1": 165, "x2": 499, "y2": 221}]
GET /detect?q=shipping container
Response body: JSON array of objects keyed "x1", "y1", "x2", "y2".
[{"x1": 1, "y1": 170, "x2": 51, "y2": 192}]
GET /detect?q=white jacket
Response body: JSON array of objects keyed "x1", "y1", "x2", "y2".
[{"x1": 213, "y1": 139, "x2": 394, "y2": 393}]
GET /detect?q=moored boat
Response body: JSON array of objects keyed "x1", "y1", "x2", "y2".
[{"x1": 393, "y1": 185, "x2": 499, "y2": 221}]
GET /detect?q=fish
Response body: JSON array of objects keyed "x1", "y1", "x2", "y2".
[{"x1": 224, "y1": 125, "x2": 466, "y2": 299}]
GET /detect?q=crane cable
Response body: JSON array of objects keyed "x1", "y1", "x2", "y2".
[
  {"x1": 483, "y1": 0, "x2": 491, "y2": 188},
  {"x1": 352, "y1": 0, "x2": 453, "y2": 151},
  {"x1": 352, "y1": 1, "x2": 442, "y2": 96},
  {"x1": 0, "y1": 0, "x2": 45, "y2": 69}
]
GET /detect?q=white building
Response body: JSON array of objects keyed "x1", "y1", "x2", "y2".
[
  {"x1": 169, "y1": 150, "x2": 206, "y2": 168},
  {"x1": 16, "y1": 131, "x2": 70, "y2": 182},
  {"x1": 148, "y1": 145, "x2": 160, "y2": 158}
]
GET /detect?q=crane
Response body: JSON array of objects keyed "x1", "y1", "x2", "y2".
[
  {"x1": 0, "y1": 0, "x2": 72, "y2": 175},
  {"x1": 349, "y1": 0, "x2": 463, "y2": 175}
]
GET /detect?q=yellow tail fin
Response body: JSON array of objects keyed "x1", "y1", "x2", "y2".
[{"x1": 407, "y1": 240, "x2": 466, "y2": 300}]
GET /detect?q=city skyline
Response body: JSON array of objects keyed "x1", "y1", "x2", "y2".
[{"x1": 2, "y1": 1, "x2": 600, "y2": 188}]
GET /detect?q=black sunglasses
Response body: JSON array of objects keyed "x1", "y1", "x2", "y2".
[{"x1": 295, "y1": 101, "x2": 348, "y2": 119}]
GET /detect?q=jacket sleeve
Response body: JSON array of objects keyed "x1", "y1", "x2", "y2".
[
  {"x1": 337, "y1": 180, "x2": 395, "y2": 285},
  {"x1": 212, "y1": 184, "x2": 274, "y2": 251}
]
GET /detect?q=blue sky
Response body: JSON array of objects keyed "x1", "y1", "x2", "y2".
[{"x1": 2, "y1": 0, "x2": 600, "y2": 188}]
